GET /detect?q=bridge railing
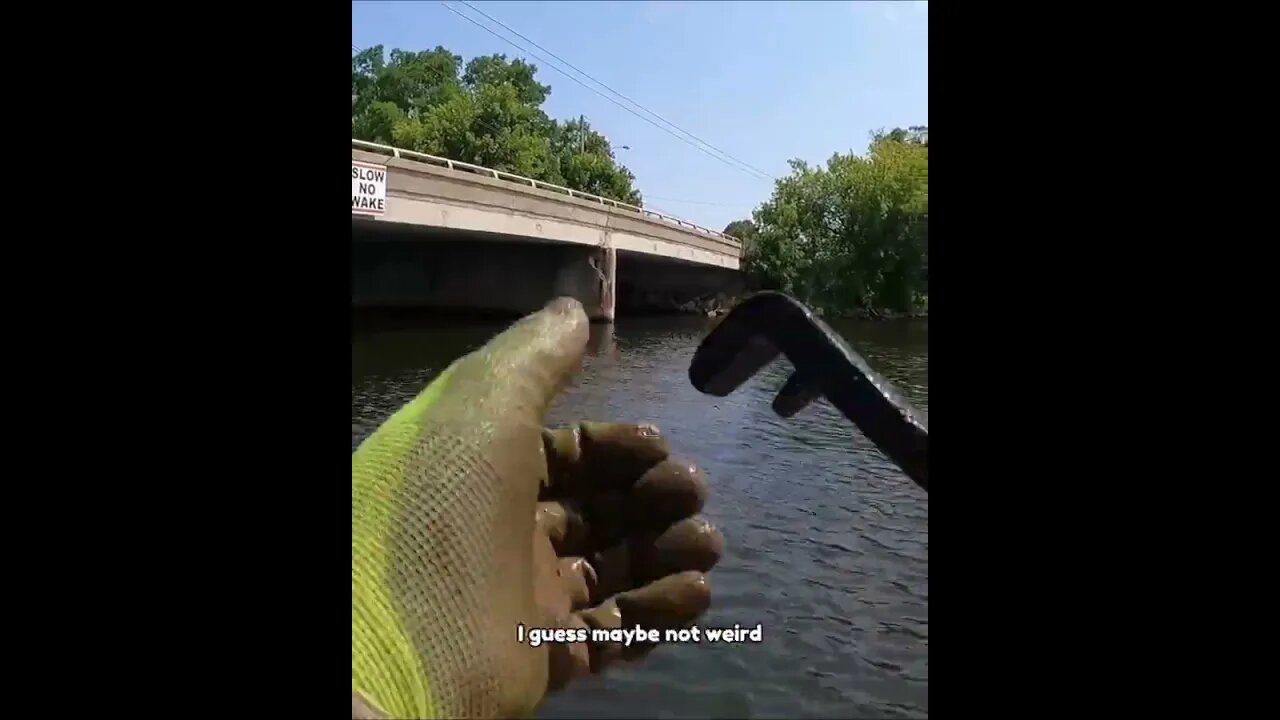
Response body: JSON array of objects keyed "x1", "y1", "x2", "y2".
[{"x1": 353, "y1": 139, "x2": 741, "y2": 249}]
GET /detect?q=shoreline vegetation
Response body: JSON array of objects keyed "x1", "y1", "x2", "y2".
[
  {"x1": 633, "y1": 292, "x2": 927, "y2": 320},
  {"x1": 726, "y1": 128, "x2": 928, "y2": 321},
  {"x1": 352, "y1": 47, "x2": 927, "y2": 321},
  {"x1": 707, "y1": 297, "x2": 928, "y2": 321}
]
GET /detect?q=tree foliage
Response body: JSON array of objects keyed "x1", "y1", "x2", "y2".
[
  {"x1": 723, "y1": 219, "x2": 758, "y2": 259},
  {"x1": 746, "y1": 127, "x2": 928, "y2": 314},
  {"x1": 352, "y1": 46, "x2": 641, "y2": 205},
  {"x1": 723, "y1": 219, "x2": 757, "y2": 241}
]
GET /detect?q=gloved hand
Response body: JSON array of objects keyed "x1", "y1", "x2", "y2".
[{"x1": 353, "y1": 297, "x2": 725, "y2": 719}]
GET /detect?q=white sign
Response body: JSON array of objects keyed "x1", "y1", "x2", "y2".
[{"x1": 352, "y1": 161, "x2": 388, "y2": 216}]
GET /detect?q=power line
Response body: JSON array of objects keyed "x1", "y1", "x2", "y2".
[
  {"x1": 439, "y1": 1, "x2": 775, "y2": 183},
  {"x1": 457, "y1": 0, "x2": 777, "y2": 182},
  {"x1": 452, "y1": 0, "x2": 774, "y2": 182}
]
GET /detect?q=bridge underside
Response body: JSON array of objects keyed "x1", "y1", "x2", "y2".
[
  {"x1": 614, "y1": 250, "x2": 744, "y2": 314},
  {"x1": 352, "y1": 219, "x2": 742, "y2": 319}
]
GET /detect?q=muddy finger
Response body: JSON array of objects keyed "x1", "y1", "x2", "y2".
[
  {"x1": 558, "y1": 556, "x2": 598, "y2": 610},
  {"x1": 536, "y1": 500, "x2": 591, "y2": 556},
  {"x1": 584, "y1": 491, "x2": 630, "y2": 550},
  {"x1": 631, "y1": 516, "x2": 725, "y2": 586},
  {"x1": 588, "y1": 541, "x2": 632, "y2": 603},
  {"x1": 589, "y1": 516, "x2": 724, "y2": 601},
  {"x1": 581, "y1": 461, "x2": 709, "y2": 549},
  {"x1": 627, "y1": 459, "x2": 709, "y2": 530},
  {"x1": 577, "y1": 599, "x2": 625, "y2": 672},
  {"x1": 542, "y1": 422, "x2": 670, "y2": 498},
  {"x1": 614, "y1": 571, "x2": 712, "y2": 659},
  {"x1": 617, "y1": 571, "x2": 711, "y2": 629}
]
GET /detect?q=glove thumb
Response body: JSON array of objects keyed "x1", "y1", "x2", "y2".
[{"x1": 453, "y1": 296, "x2": 590, "y2": 427}]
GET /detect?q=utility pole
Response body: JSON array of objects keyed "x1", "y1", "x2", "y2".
[{"x1": 579, "y1": 114, "x2": 586, "y2": 153}]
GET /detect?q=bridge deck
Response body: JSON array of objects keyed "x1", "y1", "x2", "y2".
[{"x1": 352, "y1": 141, "x2": 741, "y2": 270}]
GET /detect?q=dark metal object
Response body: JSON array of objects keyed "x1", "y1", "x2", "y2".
[{"x1": 688, "y1": 291, "x2": 928, "y2": 492}]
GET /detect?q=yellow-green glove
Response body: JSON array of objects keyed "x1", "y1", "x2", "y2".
[{"x1": 353, "y1": 297, "x2": 724, "y2": 719}]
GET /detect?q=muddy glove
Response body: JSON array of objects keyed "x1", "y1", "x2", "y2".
[{"x1": 352, "y1": 298, "x2": 724, "y2": 719}]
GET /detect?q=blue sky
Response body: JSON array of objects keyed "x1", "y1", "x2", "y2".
[{"x1": 352, "y1": 0, "x2": 928, "y2": 232}]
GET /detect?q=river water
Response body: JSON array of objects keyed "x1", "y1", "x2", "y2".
[{"x1": 352, "y1": 312, "x2": 928, "y2": 719}]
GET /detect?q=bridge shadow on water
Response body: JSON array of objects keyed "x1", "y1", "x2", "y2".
[{"x1": 351, "y1": 306, "x2": 522, "y2": 334}]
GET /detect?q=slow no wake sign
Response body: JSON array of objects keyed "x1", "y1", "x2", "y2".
[{"x1": 352, "y1": 161, "x2": 387, "y2": 216}]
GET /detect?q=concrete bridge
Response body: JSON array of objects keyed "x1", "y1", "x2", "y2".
[{"x1": 352, "y1": 139, "x2": 743, "y2": 321}]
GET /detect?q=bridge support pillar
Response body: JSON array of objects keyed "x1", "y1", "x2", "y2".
[
  {"x1": 552, "y1": 245, "x2": 615, "y2": 323},
  {"x1": 597, "y1": 245, "x2": 616, "y2": 323}
]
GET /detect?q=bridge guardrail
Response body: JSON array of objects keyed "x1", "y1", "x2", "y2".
[{"x1": 353, "y1": 139, "x2": 741, "y2": 249}]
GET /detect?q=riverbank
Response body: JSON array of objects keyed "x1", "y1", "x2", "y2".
[
  {"x1": 843, "y1": 307, "x2": 929, "y2": 321},
  {"x1": 640, "y1": 292, "x2": 927, "y2": 321}
]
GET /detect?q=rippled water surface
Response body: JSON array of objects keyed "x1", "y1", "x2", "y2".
[{"x1": 352, "y1": 313, "x2": 928, "y2": 719}]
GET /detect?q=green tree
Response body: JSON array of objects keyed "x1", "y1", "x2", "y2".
[
  {"x1": 352, "y1": 45, "x2": 640, "y2": 205},
  {"x1": 549, "y1": 117, "x2": 640, "y2": 205},
  {"x1": 462, "y1": 54, "x2": 549, "y2": 105},
  {"x1": 723, "y1": 219, "x2": 758, "y2": 263},
  {"x1": 747, "y1": 126, "x2": 928, "y2": 314},
  {"x1": 723, "y1": 219, "x2": 756, "y2": 240}
]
